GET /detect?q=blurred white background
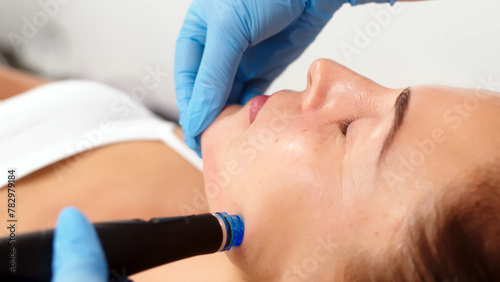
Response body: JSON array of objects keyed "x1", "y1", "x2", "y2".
[{"x1": 0, "y1": 0, "x2": 499, "y2": 120}]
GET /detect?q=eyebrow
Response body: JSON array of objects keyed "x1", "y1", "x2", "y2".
[{"x1": 378, "y1": 87, "x2": 412, "y2": 164}]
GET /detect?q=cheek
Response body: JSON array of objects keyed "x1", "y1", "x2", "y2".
[
  {"x1": 204, "y1": 126, "x2": 314, "y2": 199},
  {"x1": 225, "y1": 151, "x2": 345, "y2": 271},
  {"x1": 211, "y1": 129, "x2": 341, "y2": 220},
  {"x1": 203, "y1": 120, "x2": 350, "y2": 268},
  {"x1": 205, "y1": 120, "x2": 343, "y2": 208},
  {"x1": 201, "y1": 106, "x2": 246, "y2": 186}
]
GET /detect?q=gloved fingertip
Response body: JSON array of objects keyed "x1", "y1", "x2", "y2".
[
  {"x1": 54, "y1": 207, "x2": 94, "y2": 246},
  {"x1": 52, "y1": 207, "x2": 108, "y2": 282},
  {"x1": 182, "y1": 133, "x2": 203, "y2": 158},
  {"x1": 195, "y1": 149, "x2": 202, "y2": 158},
  {"x1": 57, "y1": 206, "x2": 83, "y2": 225},
  {"x1": 194, "y1": 135, "x2": 202, "y2": 158},
  {"x1": 179, "y1": 111, "x2": 204, "y2": 141},
  {"x1": 183, "y1": 133, "x2": 201, "y2": 153},
  {"x1": 183, "y1": 85, "x2": 224, "y2": 137}
]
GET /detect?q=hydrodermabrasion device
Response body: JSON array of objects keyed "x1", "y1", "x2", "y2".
[{"x1": 0, "y1": 212, "x2": 244, "y2": 281}]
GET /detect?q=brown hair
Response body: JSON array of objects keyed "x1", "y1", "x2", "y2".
[{"x1": 344, "y1": 168, "x2": 500, "y2": 281}]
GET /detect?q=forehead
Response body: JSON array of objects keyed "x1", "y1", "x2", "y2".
[{"x1": 378, "y1": 86, "x2": 500, "y2": 193}]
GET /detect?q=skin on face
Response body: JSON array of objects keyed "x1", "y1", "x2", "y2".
[{"x1": 201, "y1": 59, "x2": 500, "y2": 281}]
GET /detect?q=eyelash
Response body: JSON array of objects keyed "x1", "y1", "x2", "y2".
[{"x1": 338, "y1": 118, "x2": 355, "y2": 136}]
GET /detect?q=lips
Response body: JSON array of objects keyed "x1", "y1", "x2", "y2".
[{"x1": 248, "y1": 95, "x2": 269, "y2": 124}]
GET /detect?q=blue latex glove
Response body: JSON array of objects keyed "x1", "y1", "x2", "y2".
[
  {"x1": 51, "y1": 207, "x2": 108, "y2": 282},
  {"x1": 175, "y1": 0, "x2": 395, "y2": 155}
]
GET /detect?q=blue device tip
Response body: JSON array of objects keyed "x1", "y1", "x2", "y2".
[
  {"x1": 229, "y1": 214, "x2": 244, "y2": 247},
  {"x1": 217, "y1": 212, "x2": 244, "y2": 251}
]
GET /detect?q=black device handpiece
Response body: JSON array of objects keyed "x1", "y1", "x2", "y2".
[{"x1": 0, "y1": 212, "x2": 244, "y2": 282}]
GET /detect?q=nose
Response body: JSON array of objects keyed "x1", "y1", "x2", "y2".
[{"x1": 302, "y1": 59, "x2": 395, "y2": 119}]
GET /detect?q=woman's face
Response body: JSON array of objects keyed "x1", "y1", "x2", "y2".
[{"x1": 201, "y1": 59, "x2": 500, "y2": 280}]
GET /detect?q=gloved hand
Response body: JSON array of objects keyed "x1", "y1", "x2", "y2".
[
  {"x1": 51, "y1": 207, "x2": 108, "y2": 282},
  {"x1": 175, "y1": 0, "x2": 395, "y2": 155}
]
